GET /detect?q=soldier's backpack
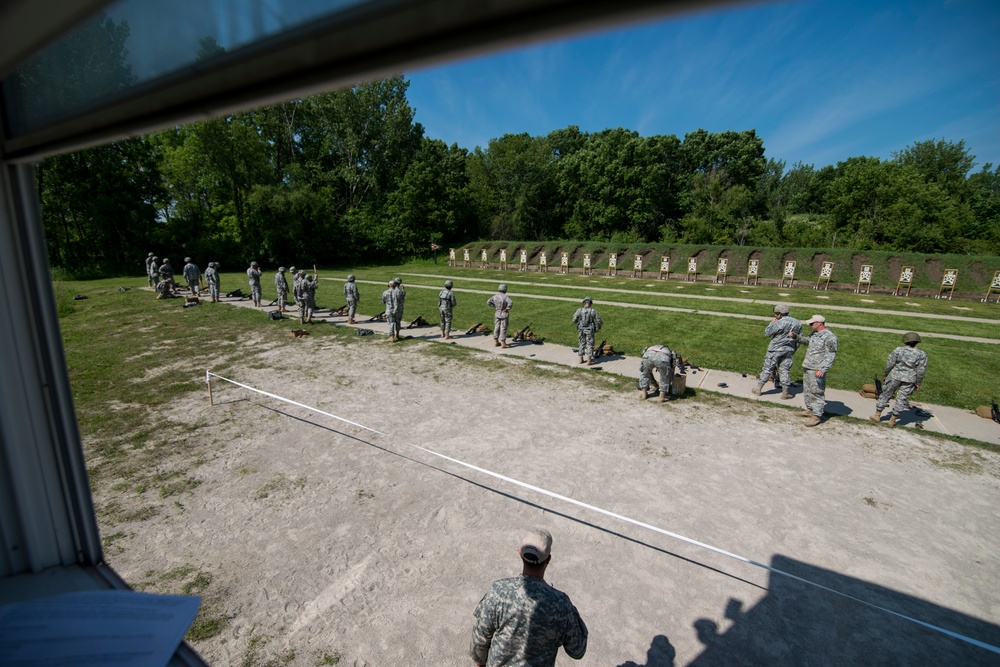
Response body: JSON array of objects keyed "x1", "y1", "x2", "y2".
[
  {"x1": 859, "y1": 384, "x2": 878, "y2": 399},
  {"x1": 268, "y1": 310, "x2": 283, "y2": 321}
]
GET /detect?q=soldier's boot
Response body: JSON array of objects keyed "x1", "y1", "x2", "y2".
[
  {"x1": 888, "y1": 415, "x2": 897, "y2": 427},
  {"x1": 578, "y1": 356, "x2": 585, "y2": 364},
  {"x1": 587, "y1": 359, "x2": 595, "y2": 366},
  {"x1": 869, "y1": 410, "x2": 882, "y2": 423},
  {"x1": 639, "y1": 387, "x2": 648, "y2": 400},
  {"x1": 797, "y1": 410, "x2": 813, "y2": 417},
  {"x1": 501, "y1": 340, "x2": 511, "y2": 349},
  {"x1": 348, "y1": 318, "x2": 355, "y2": 324},
  {"x1": 658, "y1": 391, "x2": 668, "y2": 403},
  {"x1": 780, "y1": 390, "x2": 793, "y2": 400},
  {"x1": 494, "y1": 339, "x2": 501, "y2": 347},
  {"x1": 803, "y1": 414, "x2": 821, "y2": 427},
  {"x1": 751, "y1": 386, "x2": 762, "y2": 396}
]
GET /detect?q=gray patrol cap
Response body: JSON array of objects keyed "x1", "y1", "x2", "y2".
[
  {"x1": 774, "y1": 304, "x2": 790, "y2": 314},
  {"x1": 520, "y1": 528, "x2": 552, "y2": 564}
]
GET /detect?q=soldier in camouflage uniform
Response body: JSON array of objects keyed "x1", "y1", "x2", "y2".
[
  {"x1": 344, "y1": 274, "x2": 360, "y2": 324},
  {"x1": 638, "y1": 344, "x2": 684, "y2": 403},
  {"x1": 438, "y1": 280, "x2": 456, "y2": 338},
  {"x1": 299, "y1": 274, "x2": 317, "y2": 323},
  {"x1": 793, "y1": 314, "x2": 838, "y2": 427},
  {"x1": 871, "y1": 332, "x2": 927, "y2": 426},
  {"x1": 288, "y1": 266, "x2": 297, "y2": 306},
  {"x1": 182, "y1": 257, "x2": 200, "y2": 296},
  {"x1": 381, "y1": 280, "x2": 398, "y2": 341},
  {"x1": 145, "y1": 252, "x2": 156, "y2": 286},
  {"x1": 487, "y1": 284, "x2": 513, "y2": 348},
  {"x1": 752, "y1": 303, "x2": 801, "y2": 400},
  {"x1": 247, "y1": 261, "x2": 262, "y2": 306},
  {"x1": 275, "y1": 267, "x2": 289, "y2": 313},
  {"x1": 471, "y1": 528, "x2": 588, "y2": 667},
  {"x1": 204, "y1": 262, "x2": 220, "y2": 302},
  {"x1": 572, "y1": 296, "x2": 603, "y2": 365},
  {"x1": 392, "y1": 277, "x2": 405, "y2": 330},
  {"x1": 148, "y1": 255, "x2": 160, "y2": 288},
  {"x1": 158, "y1": 258, "x2": 176, "y2": 294}
]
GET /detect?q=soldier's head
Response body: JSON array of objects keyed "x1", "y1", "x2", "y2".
[
  {"x1": 498, "y1": 284, "x2": 507, "y2": 293},
  {"x1": 902, "y1": 331, "x2": 921, "y2": 346},
  {"x1": 152, "y1": 256, "x2": 159, "y2": 263},
  {"x1": 444, "y1": 280, "x2": 453, "y2": 289},
  {"x1": 519, "y1": 528, "x2": 552, "y2": 572},
  {"x1": 583, "y1": 296, "x2": 593, "y2": 305},
  {"x1": 162, "y1": 258, "x2": 170, "y2": 264},
  {"x1": 289, "y1": 266, "x2": 296, "y2": 274},
  {"x1": 774, "y1": 304, "x2": 790, "y2": 316},
  {"x1": 278, "y1": 267, "x2": 286, "y2": 273},
  {"x1": 251, "y1": 261, "x2": 259, "y2": 267},
  {"x1": 393, "y1": 277, "x2": 402, "y2": 286},
  {"x1": 298, "y1": 270, "x2": 306, "y2": 277},
  {"x1": 184, "y1": 257, "x2": 191, "y2": 263},
  {"x1": 348, "y1": 274, "x2": 355, "y2": 282},
  {"x1": 148, "y1": 252, "x2": 154, "y2": 257},
  {"x1": 305, "y1": 274, "x2": 313, "y2": 283},
  {"x1": 804, "y1": 314, "x2": 826, "y2": 330}
]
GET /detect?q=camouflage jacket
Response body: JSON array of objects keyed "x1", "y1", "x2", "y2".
[
  {"x1": 246, "y1": 267, "x2": 261, "y2": 287},
  {"x1": 764, "y1": 316, "x2": 801, "y2": 354},
  {"x1": 488, "y1": 293, "x2": 513, "y2": 319},
  {"x1": 158, "y1": 263, "x2": 174, "y2": 280},
  {"x1": 274, "y1": 272, "x2": 288, "y2": 294},
  {"x1": 885, "y1": 345, "x2": 927, "y2": 384},
  {"x1": 381, "y1": 288, "x2": 395, "y2": 315},
  {"x1": 391, "y1": 286, "x2": 405, "y2": 316},
  {"x1": 183, "y1": 263, "x2": 200, "y2": 284},
  {"x1": 204, "y1": 266, "x2": 219, "y2": 286},
  {"x1": 471, "y1": 575, "x2": 588, "y2": 667},
  {"x1": 344, "y1": 282, "x2": 359, "y2": 302},
  {"x1": 572, "y1": 306, "x2": 603, "y2": 333},
  {"x1": 800, "y1": 328, "x2": 838, "y2": 372},
  {"x1": 438, "y1": 289, "x2": 456, "y2": 312}
]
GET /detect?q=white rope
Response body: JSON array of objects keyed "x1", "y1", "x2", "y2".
[{"x1": 206, "y1": 371, "x2": 1000, "y2": 656}]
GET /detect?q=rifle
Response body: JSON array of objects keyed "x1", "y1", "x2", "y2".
[
  {"x1": 992, "y1": 399, "x2": 1000, "y2": 425},
  {"x1": 367, "y1": 312, "x2": 387, "y2": 322},
  {"x1": 406, "y1": 315, "x2": 428, "y2": 329},
  {"x1": 592, "y1": 338, "x2": 607, "y2": 359},
  {"x1": 332, "y1": 304, "x2": 349, "y2": 315},
  {"x1": 874, "y1": 375, "x2": 883, "y2": 396},
  {"x1": 512, "y1": 323, "x2": 532, "y2": 342},
  {"x1": 466, "y1": 322, "x2": 485, "y2": 335}
]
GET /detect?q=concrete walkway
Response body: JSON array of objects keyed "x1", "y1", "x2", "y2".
[{"x1": 211, "y1": 293, "x2": 1000, "y2": 446}]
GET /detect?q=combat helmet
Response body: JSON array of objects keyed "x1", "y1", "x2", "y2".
[
  {"x1": 278, "y1": 266, "x2": 286, "y2": 273},
  {"x1": 250, "y1": 261, "x2": 259, "y2": 267},
  {"x1": 393, "y1": 277, "x2": 402, "y2": 285},
  {"x1": 583, "y1": 296, "x2": 593, "y2": 304},
  {"x1": 347, "y1": 274, "x2": 355, "y2": 282},
  {"x1": 774, "y1": 303, "x2": 790, "y2": 315},
  {"x1": 498, "y1": 284, "x2": 507, "y2": 293},
  {"x1": 902, "y1": 331, "x2": 921, "y2": 344},
  {"x1": 444, "y1": 280, "x2": 453, "y2": 288},
  {"x1": 184, "y1": 257, "x2": 191, "y2": 263}
]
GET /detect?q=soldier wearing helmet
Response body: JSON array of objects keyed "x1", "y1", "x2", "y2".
[
  {"x1": 344, "y1": 274, "x2": 360, "y2": 324},
  {"x1": 148, "y1": 255, "x2": 160, "y2": 287},
  {"x1": 204, "y1": 261, "x2": 221, "y2": 302},
  {"x1": 299, "y1": 273, "x2": 317, "y2": 324},
  {"x1": 438, "y1": 280, "x2": 457, "y2": 339},
  {"x1": 246, "y1": 261, "x2": 263, "y2": 306},
  {"x1": 158, "y1": 258, "x2": 176, "y2": 295},
  {"x1": 871, "y1": 332, "x2": 927, "y2": 426},
  {"x1": 391, "y1": 278, "x2": 405, "y2": 334},
  {"x1": 275, "y1": 267, "x2": 289, "y2": 313},
  {"x1": 182, "y1": 257, "x2": 200, "y2": 296},
  {"x1": 381, "y1": 279, "x2": 399, "y2": 341},
  {"x1": 572, "y1": 296, "x2": 603, "y2": 365},
  {"x1": 752, "y1": 303, "x2": 802, "y2": 400},
  {"x1": 145, "y1": 252, "x2": 156, "y2": 287},
  {"x1": 487, "y1": 284, "x2": 513, "y2": 348}
]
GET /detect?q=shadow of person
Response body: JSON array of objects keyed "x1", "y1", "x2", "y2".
[
  {"x1": 616, "y1": 633, "x2": 676, "y2": 667},
  {"x1": 823, "y1": 399, "x2": 851, "y2": 416}
]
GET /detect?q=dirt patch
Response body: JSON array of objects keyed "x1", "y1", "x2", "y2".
[
  {"x1": 92, "y1": 340, "x2": 1000, "y2": 666},
  {"x1": 925, "y1": 257, "x2": 943, "y2": 284}
]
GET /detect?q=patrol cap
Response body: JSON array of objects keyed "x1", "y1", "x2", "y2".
[
  {"x1": 519, "y1": 528, "x2": 552, "y2": 564},
  {"x1": 804, "y1": 314, "x2": 826, "y2": 325},
  {"x1": 774, "y1": 304, "x2": 790, "y2": 315},
  {"x1": 498, "y1": 284, "x2": 508, "y2": 293},
  {"x1": 444, "y1": 280, "x2": 453, "y2": 288},
  {"x1": 583, "y1": 296, "x2": 593, "y2": 304},
  {"x1": 348, "y1": 274, "x2": 355, "y2": 282},
  {"x1": 902, "y1": 331, "x2": 921, "y2": 344}
]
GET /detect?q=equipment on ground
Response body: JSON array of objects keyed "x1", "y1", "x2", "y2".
[
  {"x1": 367, "y1": 312, "x2": 387, "y2": 322},
  {"x1": 268, "y1": 310, "x2": 283, "y2": 321},
  {"x1": 466, "y1": 322, "x2": 487, "y2": 334},
  {"x1": 333, "y1": 304, "x2": 349, "y2": 315},
  {"x1": 874, "y1": 375, "x2": 883, "y2": 397},
  {"x1": 512, "y1": 323, "x2": 532, "y2": 342},
  {"x1": 289, "y1": 329, "x2": 309, "y2": 337},
  {"x1": 406, "y1": 315, "x2": 429, "y2": 328},
  {"x1": 226, "y1": 288, "x2": 244, "y2": 298}
]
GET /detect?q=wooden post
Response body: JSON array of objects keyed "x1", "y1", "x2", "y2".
[
  {"x1": 715, "y1": 258, "x2": 728, "y2": 284},
  {"x1": 935, "y1": 269, "x2": 958, "y2": 300},
  {"x1": 983, "y1": 270, "x2": 1000, "y2": 303},
  {"x1": 583, "y1": 253, "x2": 592, "y2": 276},
  {"x1": 779, "y1": 260, "x2": 796, "y2": 288},
  {"x1": 855, "y1": 265, "x2": 873, "y2": 293},
  {"x1": 560, "y1": 252, "x2": 569, "y2": 274},
  {"x1": 685, "y1": 257, "x2": 698, "y2": 282},
  {"x1": 815, "y1": 261, "x2": 834, "y2": 290},
  {"x1": 659, "y1": 256, "x2": 670, "y2": 280},
  {"x1": 894, "y1": 266, "x2": 914, "y2": 296}
]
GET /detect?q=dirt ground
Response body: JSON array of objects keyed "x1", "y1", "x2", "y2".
[{"x1": 95, "y1": 332, "x2": 1000, "y2": 666}]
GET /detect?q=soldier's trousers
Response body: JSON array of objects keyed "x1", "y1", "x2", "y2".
[
  {"x1": 493, "y1": 315, "x2": 508, "y2": 341},
  {"x1": 439, "y1": 308, "x2": 452, "y2": 335},
  {"x1": 802, "y1": 370, "x2": 827, "y2": 416},
  {"x1": 277, "y1": 291, "x2": 287, "y2": 310},
  {"x1": 578, "y1": 328, "x2": 595, "y2": 359},
  {"x1": 300, "y1": 298, "x2": 315, "y2": 322},
  {"x1": 638, "y1": 353, "x2": 673, "y2": 392},
  {"x1": 347, "y1": 298, "x2": 358, "y2": 320},
  {"x1": 387, "y1": 313, "x2": 399, "y2": 338},
  {"x1": 758, "y1": 351, "x2": 794, "y2": 389},
  {"x1": 875, "y1": 378, "x2": 916, "y2": 415},
  {"x1": 251, "y1": 285, "x2": 262, "y2": 303},
  {"x1": 208, "y1": 282, "x2": 220, "y2": 299}
]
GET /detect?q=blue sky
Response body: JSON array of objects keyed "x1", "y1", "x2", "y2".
[{"x1": 405, "y1": 0, "x2": 1000, "y2": 171}]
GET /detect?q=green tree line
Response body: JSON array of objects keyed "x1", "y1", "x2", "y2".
[{"x1": 36, "y1": 67, "x2": 1000, "y2": 274}]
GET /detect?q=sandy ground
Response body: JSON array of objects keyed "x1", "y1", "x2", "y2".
[{"x1": 95, "y1": 331, "x2": 1000, "y2": 666}]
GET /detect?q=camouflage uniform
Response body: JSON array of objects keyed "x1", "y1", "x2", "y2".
[
  {"x1": 438, "y1": 283, "x2": 456, "y2": 338},
  {"x1": 204, "y1": 263, "x2": 220, "y2": 300},
  {"x1": 571, "y1": 302, "x2": 603, "y2": 363},
  {"x1": 299, "y1": 275, "x2": 317, "y2": 323},
  {"x1": 158, "y1": 259, "x2": 175, "y2": 295},
  {"x1": 875, "y1": 345, "x2": 927, "y2": 417},
  {"x1": 293, "y1": 270, "x2": 305, "y2": 307},
  {"x1": 391, "y1": 280, "x2": 405, "y2": 328},
  {"x1": 247, "y1": 264, "x2": 262, "y2": 305},
  {"x1": 638, "y1": 345, "x2": 681, "y2": 398},
  {"x1": 148, "y1": 256, "x2": 160, "y2": 287},
  {"x1": 275, "y1": 269, "x2": 289, "y2": 311},
  {"x1": 471, "y1": 574, "x2": 588, "y2": 667},
  {"x1": 487, "y1": 288, "x2": 513, "y2": 345},
  {"x1": 381, "y1": 282, "x2": 398, "y2": 340},
  {"x1": 182, "y1": 259, "x2": 200, "y2": 295},
  {"x1": 145, "y1": 253, "x2": 156, "y2": 286},
  {"x1": 800, "y1": 328, "x2": 838, "y2": 417},
  {"x1": 756, "y1": 314, "x2": 802, "y2": 393},
  {"x1": 344, "y1": 276, "x2": 360, "y2": 323}
]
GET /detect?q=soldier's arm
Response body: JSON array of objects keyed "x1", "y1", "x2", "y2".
[
  {"x1": 562, "y1": 603, "x2": 589, "y2": 660},
  {"x1": 884, "y1": 349, "x2": 898, "y2": 378},
  {"x1": 915, "y1": 352, "x2": 927, "y2": 386},
  {"x1": 822, "y1": 335, "x2": 838, "y2": 371},
  {"x1": 469, "y1": 596, "x2": 495, "y2": 666}
]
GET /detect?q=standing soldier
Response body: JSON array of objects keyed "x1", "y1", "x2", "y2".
[
  {"x1": 148, "y1": 255, "x2": 160, "y2": 288},
  {"x1": 487, "y1": 284, "x2": 513, "y2": 348},
  {"x1": 247, "y1": 261, "x2": 262, "y2": 306},
  {"x1": 293, "y1": 269, "x2": 305, "y2": 310},
  {"x1": 182, "y1": 257, "x2": 200, "y2": 296},
  {"x1": 752, "y1": 304, "x2": 802, "y2": 399},
  {"x1": 344, "y1": 274, "x2": 360, "y2": 324},
  {"x1": 204, "y1": 262, "x2": 220, "y2": 302},
  {"x1": 392, "y1": 277, "x2": 405, "y2": 330},
  {"x1": 275, "y1": 267, "x2": 289, "y2": 313},
  {"x1": 638, "y1": 344, "x2": 684, "y2": 402},
  {"x1": 572, "y1": 296, "x2": 603, "y2": 365},
  {"x1": 299, "y1": 274, "x2": 317, "y2": 323},
  {"x1": 158, "y1": 258, "x2": 175, "y2": 293},
  {"x1": 792, "y1": 314, "x2": 838, "y2": 427},
  {"x1": 381, "y1": 280, "x2": 398, "y2": 341},
  {"x1": 288, "y1": 266, "x2": 298, "y2": 307},
  {"x1": 438, "y1": 280, "x2": 456, "y2": 339},
  {"x1": 871, "y1": 332, "x2": 927, "y2": 426},
  {"x1": 145, "y1": 252, "x2": 156, "y2": 286}
]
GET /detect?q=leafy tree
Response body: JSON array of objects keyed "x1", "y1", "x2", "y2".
[
  {"x1": 894, "y1": 138, "x2": 975, "y2": 202},
  {"x1": 680, "y1": 129, "x2": 767, "y2": 191}
]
